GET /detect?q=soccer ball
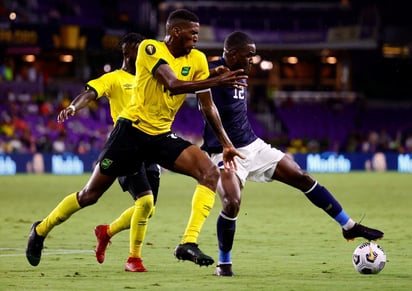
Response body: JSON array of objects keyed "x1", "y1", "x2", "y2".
[{"x1": 352, "y1": 242, "x2": 386, "y2": 274}]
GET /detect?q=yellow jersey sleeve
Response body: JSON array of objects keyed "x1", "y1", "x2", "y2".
[
  {"x1": 86, "y1": 70, "x2": 134, "y2": 124},
  {"x1": 120, "y1": 39, "x2": 210, "y2": 135}
]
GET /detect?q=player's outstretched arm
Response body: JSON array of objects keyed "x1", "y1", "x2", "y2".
[
  {"x1": 197, "y1": 89, "x2": 245, "y2": 171},
  {"x1": 57, "y1": 90, "x2": 97, "y2": 123},
  {"x1": 154, "y1": 64, "x2": 247, "y2": 96}
]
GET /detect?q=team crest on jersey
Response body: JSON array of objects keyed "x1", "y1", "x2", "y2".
[
  {"x1": 181, "y1": 66, "x2": 191, "y2": 76},
  {"x1": 145, "y1": 44, "x2": 156, "y2": 55},
  {"x1": 101, "y1": 158, "x2": 113, "y2": 169}
]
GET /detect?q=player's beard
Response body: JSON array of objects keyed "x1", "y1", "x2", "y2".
[
  {"x1": 182, "y1": 38, "x2": 195, "y2": 54},
  {"x1": 233, "y1": 63, "x2": 251, "y2": 76}
]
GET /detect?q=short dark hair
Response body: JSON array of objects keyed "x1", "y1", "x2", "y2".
[
  {"x1": 224, "y1": 31, "x2": 254, "y2": 51},
  {"x1": 167, "y1": 9, "x2": 199, "y2": 24},
  {"x1": 119, "y1": 32, "x2": 146, "y2": 47}
]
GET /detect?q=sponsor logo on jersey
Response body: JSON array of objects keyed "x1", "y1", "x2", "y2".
[{"x1": 124, "y1": 83, "x2": 133, "y2": 90}]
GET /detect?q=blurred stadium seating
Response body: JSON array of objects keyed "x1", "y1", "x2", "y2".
[{"x1": 1, "y1": 1, "x2": 411, "y2": 155}]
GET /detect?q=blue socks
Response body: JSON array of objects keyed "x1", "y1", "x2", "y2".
[
  {"x1": 217, "y1": 212, "x2": 236, "y2": 264},
  {"x1": 304, "y1": 181, "x2": 350, "y2": 226},
  {"x1": 217, "y1": 181, "x2": 353, "y2": 265}
]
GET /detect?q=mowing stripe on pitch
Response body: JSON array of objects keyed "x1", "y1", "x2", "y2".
[{"x1": 0, "y1": 248, "x2": 94, "y2": 257}]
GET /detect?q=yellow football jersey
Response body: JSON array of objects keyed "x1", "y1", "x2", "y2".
[
  {"x1": 120, "y1": 39, "x2": 210, "y2": 135},
  {"x1": 86, "y1": 69, "x2": 134, "y2": 124}
]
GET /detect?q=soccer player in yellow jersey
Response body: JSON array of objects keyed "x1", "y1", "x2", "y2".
[
  {"x1": 26, "y1": 9, "x2": 247, "y2": 271},
  {"x1": 57, "y1": 33, "x2": 159, "y2": 271}
]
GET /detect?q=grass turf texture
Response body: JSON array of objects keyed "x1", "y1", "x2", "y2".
[{"x1": 0, "y1": 172, "x2": 410, "y2": 290}]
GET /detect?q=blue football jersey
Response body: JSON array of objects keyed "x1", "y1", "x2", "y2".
[{"x1": 201, "y1": 58, "x2": 258, "y2": 154}]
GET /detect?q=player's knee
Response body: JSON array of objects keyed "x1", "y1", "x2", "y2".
[
  {"x1": 148, "y1": 206, "x2": 156, "y2": 218},
  {"x1": 141, "y1": 194, "x2": 154, "y2": 213},
  {"x1": 223, "y1": 199, "x2": 240, "y2": 217},
  {"x1": 296, "y1": 170, "x2": 315, "y2": 190},
  {"x1": 147, "y1": 172, "x2": 160, "y2": 197},
  {"x1": 199, "y1": 163, "x2": 220, "y2": 188}
]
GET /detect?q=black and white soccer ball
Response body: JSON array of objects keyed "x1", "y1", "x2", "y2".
[{"x1": 352, "y1": 242, "x2": 386, "y2": 274}]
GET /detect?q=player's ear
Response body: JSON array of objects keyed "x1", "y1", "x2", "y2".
[
  {"x1": 172, "y1": 26, "x2": 181, "y2": 36},
  {"x1": 229, "y1": 49, "x2": 238, "y2": 60}
]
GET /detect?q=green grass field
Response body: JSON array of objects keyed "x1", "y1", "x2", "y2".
[{"x1": 0, "y1": 172, "x2": 411, "y2": 290}]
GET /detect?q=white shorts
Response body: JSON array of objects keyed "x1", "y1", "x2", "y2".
[{"x1": 210, "y1": 138, "x2": 285, "y2": 186}]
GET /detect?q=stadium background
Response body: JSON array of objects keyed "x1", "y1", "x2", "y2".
[{"x1": 0, "y1": 0, "x2": 411, "y2": 174}]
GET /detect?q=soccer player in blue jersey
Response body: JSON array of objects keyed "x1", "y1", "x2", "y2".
[{"x1": 202, "y1": 31, "x2": 384, "y2": 276}]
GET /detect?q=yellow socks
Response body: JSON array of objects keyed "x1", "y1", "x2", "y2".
[
  {"x1": 108, "y1": 206, "x2": 134, "y2": 236},
  {"x1": 181, "y1": 184, "x2": 215, "y2": 244},
  {"x1": 36, "y1": 193, "x2": 81, "y2": 237},
  {"x1": 129, "y1": 194, "x2": 154, "y2": 258},
  {"x1": 107, "y1": 204, "x2": 156, "y2": 236}
]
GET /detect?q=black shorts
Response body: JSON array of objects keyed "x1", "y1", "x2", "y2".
[
  {"x1": 98, "y1": 118, "x2": 192, "y2": 177},
  {"x1": 118, "y1": 162, "x2": 161, "y2": 203}
]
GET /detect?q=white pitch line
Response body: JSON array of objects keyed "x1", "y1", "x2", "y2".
[{"x1": 0, "y1": 248, "x2": 94, "y2": 257}]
